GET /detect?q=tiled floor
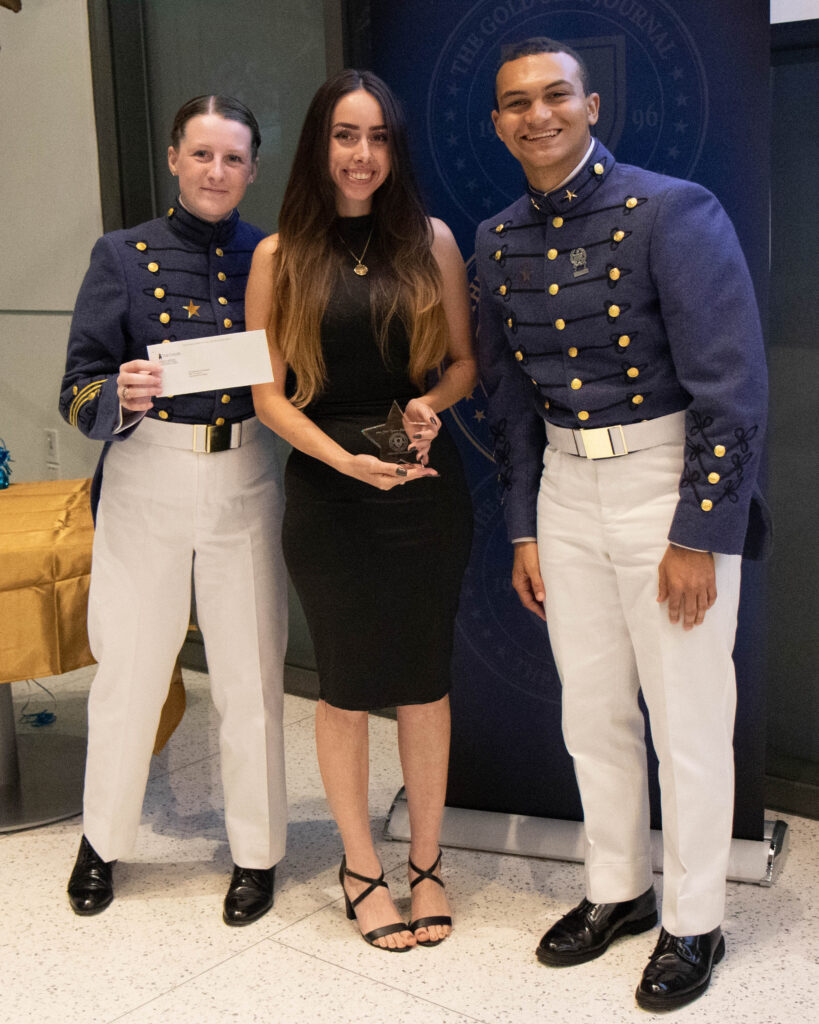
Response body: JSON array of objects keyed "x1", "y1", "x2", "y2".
[{"x1": 3, "y1": 667, "x2": 817, "y2": 1023}]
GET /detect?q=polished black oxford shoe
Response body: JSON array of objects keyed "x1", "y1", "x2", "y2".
[
  {"x1": 222, "y1": 864, "x2": 276, "y2": 926},
  {"x1": 67, "y1": 835, "x2": 115, "y2": 915},
  {"x1": 536, "y1": 886, "x2": 657, "y2": 966},
  {"x1": 636, "y1": 925, "x2": 724, "y2": 1011}
]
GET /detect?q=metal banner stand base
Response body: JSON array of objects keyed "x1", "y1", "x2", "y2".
[
  {"x1": 384, "y1": 787, "x2": 789, "y2": 886},
  {"x1": 0, "y1": 683, "x2": 85, "y2": 834}
]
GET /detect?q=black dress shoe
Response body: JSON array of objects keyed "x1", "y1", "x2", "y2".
[
  {"x1": 636, "y1": 925, "x2": 724, "y2": 1011},
  {"x1": 536, "y1": 886, "x2": 657, "y2": 966},
  {"x1": 222, "y1": 864, "x2": 275, "y2": 926},
  {"x1": 67, "y1": 835, "x2": 115, "y2": 916}
]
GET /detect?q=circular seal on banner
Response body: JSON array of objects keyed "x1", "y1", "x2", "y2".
[
  {"x1": 454, "y1": 470, "x2": 562, "y2": 704},
  {"x1": 427, "y1": 0, "x2": 709, "y2": 225}
]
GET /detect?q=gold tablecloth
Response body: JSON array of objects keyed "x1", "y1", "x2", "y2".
[
  {"x1": 0, "y1": 479, "x2": 95, "y2": 684},
  {"x1": 0, "y1": 478, "x2": 184, "y2": 752}
]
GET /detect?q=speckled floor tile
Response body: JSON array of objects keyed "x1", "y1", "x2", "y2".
[
  {"x1": 1, "y1": 848, "x2": 287, "y2": 1024},
  {"x1": 114, "y1": 940, "x2": 481, "y2": 1024},
  {"x1": 232, "y1": 813, "x2": 819, "y2": 1024},
  {"x1": 3, "y1": 663, "x2": 817, "y2": 1024}
]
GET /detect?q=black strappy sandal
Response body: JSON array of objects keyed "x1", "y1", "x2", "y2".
[
  {"x1": 339, "y1": 856, "x2": 413, "y2": 952},
  {"x1": 408, "y1": 849, "x2": 452, "y2": 947}
]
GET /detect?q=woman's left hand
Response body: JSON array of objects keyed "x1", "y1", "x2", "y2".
[{"x1": 403, "y1": 398, "x2": 440, "y2": 466}]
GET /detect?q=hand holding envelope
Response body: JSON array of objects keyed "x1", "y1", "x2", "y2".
[
  {"x1": 146, "y1": 329, "x2": 274, "y2": 396},
  {"x1": 117, "y1": 359, "x2": 163, "y2": 411}
]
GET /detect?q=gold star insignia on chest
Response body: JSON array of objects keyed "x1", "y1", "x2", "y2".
[
  {"x1": 564, "y1": 189, "x2": 578, "y2": 202},
  {"x1": 183, "y1": 300, "x2": 200, "y2": 319}
]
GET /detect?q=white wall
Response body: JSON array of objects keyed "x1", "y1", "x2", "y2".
[{"x1": 0, "y1": 0, "x2": 103, "y2": 483}]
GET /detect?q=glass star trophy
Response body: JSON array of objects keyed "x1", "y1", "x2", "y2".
[{"x1": 361, "y1": 401, "x2": 417, "y2": 464}]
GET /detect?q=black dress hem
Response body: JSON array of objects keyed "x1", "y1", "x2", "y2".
[{"x1": 318, "y1": 684, "x2": 451, "y2": 713}]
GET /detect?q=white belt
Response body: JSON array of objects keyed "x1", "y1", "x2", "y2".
[
  {"x1": 135, "y1": 415, "x2": 262, "y2": 453},
  {"x1": 545, "y1": 410, "x2": 685, "y2": 460}
]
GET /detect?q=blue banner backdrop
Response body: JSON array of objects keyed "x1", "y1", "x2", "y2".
[{"x1": 363, "y1": 0, "x2": 770, "y2": 839}]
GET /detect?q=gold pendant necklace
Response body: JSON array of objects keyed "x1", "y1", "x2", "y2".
[{"x1": 338, "y1": 222, "x2": 375, "y2": 276}]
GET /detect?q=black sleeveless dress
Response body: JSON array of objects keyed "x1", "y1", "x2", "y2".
[{"x1": 282, "y1": 215, "x2": 473, "y2": 710}]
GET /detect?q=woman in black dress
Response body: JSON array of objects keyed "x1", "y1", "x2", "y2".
[{"x1": 248, "y1": 70, "x2": 475, "y2": 951}]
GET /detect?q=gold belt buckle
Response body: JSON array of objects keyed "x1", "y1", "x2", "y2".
[
  {"x1": 579, "y1": 424, "x2": 628, "y2": 459},
  {"x1": 193, "y1": 422, "x2": 232, "y2": 453}
]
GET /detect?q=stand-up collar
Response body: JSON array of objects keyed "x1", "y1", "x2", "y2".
[
  {"x1": 527, "y1": 138, "x2": 614, "y2": 216},
  {"x1": 166, "y1": 201, "x2": 240, "y2": 246}
]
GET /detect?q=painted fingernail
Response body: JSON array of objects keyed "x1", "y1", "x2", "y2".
[
  {"x1": 396, "y1": 467, "x2": 407, "y2": 477},
  {"x1": 413, "y1": 433, "x2": 423, "y2": 439}
]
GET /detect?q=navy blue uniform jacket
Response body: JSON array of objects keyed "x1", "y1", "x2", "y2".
[
  {"x1": 476, "y1": 140, "x2": 768, "y2": 557},
  {"x1": 59, "y1": 204, "x2": 265, "y2": 514}
]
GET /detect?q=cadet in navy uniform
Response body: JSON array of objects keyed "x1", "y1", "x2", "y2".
[
  {"x1": 60, "y1": 96, "x2": 287, "y2": 926},
  {"x1": 476, "y1": 39, "x2": 767, "y2": 1010}
]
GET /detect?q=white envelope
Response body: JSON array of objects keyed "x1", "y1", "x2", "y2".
[{"x1": 146, "y1": 329, "x2": 274, "y2": 396}]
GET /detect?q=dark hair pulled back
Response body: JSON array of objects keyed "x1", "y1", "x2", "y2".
[{"x1": 170, "y1": 95, "x2": 261, "y2": 159}]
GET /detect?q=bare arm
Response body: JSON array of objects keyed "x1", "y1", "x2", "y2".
[
  {"x1": 403, "y1": 218, "x2": 477, "y2": 461},
  {"x1": 248, "y1": 237, "x2": 437, "y2": 490},
  {"x1": 423, "y1": 219, "x2": 477, "y2": 411}
]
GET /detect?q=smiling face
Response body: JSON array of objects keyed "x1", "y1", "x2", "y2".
[
  {"x1": 328, "y1": 89, "x2": 391, "y2": 216},
  {"x1": 167, "y1": 113, "x2": 256, "y2": 223},
  {"x1": 492, "y1": 51, "x2": 599, "y2": 192}
]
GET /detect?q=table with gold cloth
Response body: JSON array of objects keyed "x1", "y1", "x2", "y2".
[{"x1": 0, "y1": 479, "x2": 184, "y2": 831}]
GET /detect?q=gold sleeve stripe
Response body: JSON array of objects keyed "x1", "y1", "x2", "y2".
[
  {"x1": 72, "y1": 389, "x2": 103, "y2": 425},
  {"x1": 69, "y1": 379, "x2": 106, "y2": 426},
  {"x1": 69, "y1": 379, "x2": 103, "y2": 414},
  {"x1": 69, "y1": 381, "x2": 102, "y2": 425},
  {"x1": 68, "y1": 380, "x2": 97, "y2": 423},
  {"x1": 71, "y1": 387, "x2": 104, "y2": 427}
]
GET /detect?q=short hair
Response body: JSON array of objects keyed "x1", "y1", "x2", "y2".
[
  {"x1": 170, "y1": 95, "x2": 261, "y2": 160},
  {"x1": 494, "y1": 37, "x2": 591, "y2": 108}
]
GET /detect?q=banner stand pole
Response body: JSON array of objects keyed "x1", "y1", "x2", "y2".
[{"x1": 384, "y1": 787, "x2": 789, "y2": 887}]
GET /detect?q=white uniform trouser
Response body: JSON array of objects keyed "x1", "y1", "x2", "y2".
[
  {"x1": 536, "y1": 439, "x2": 741, "y2": 936},
  {"x1": 83, "y1": 418, "x2": 288, "y2": 868}
]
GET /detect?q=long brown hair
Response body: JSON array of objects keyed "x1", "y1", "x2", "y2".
[{"x1": 270, "y1": 69, "x2": 448, "y2": 407}]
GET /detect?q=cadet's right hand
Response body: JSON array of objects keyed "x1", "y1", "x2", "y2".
[{"x1": 512, "y1": 541, "x2": 546, "y2": 621}]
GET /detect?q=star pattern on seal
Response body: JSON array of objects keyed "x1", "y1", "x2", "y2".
[{"x1": 183, "y1": 300, "x2": 200, "y2": 319}]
